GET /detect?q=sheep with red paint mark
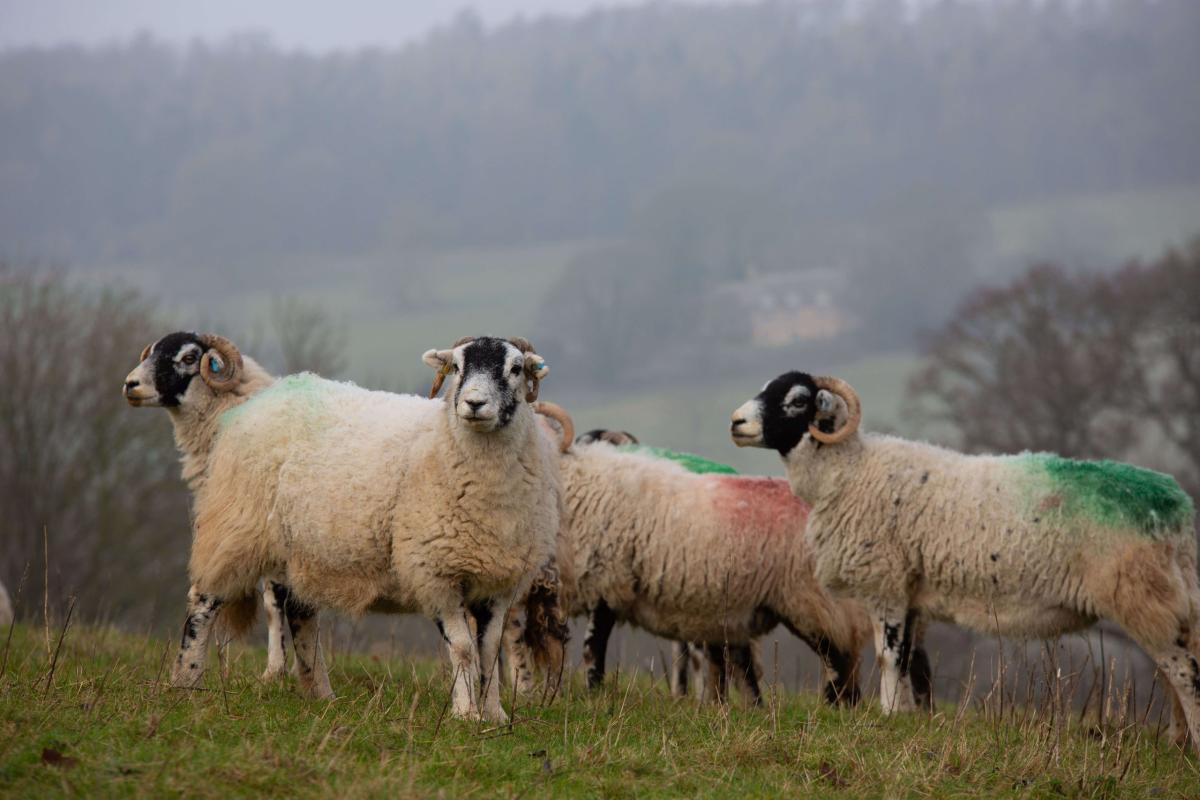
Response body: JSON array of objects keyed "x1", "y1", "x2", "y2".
[{"x1": 522, "y1": 432, "x2": 889, "y2": 706}]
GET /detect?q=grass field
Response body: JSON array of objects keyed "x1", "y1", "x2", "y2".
[{"x1": 2, "y1": 624, "x2": 1197, "y2": 798}]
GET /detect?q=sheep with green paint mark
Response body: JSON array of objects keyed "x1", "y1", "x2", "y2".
[
  {"x1": 126, "y1": 332, "x2": 565, "y2": 723},
  {"x1": 731, "y1": 373, "x2": 1200, "y2": 752},
  {"x1": 523, "y1": 429, "x2": 889, "y2": 707}
]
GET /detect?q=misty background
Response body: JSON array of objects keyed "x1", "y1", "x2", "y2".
[{"x1": 2, "y1": 0, "x2": 1199, "y2": 709}]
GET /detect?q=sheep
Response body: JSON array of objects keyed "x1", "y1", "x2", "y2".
[
  {"x1": 569, "y1": 429, "x2": 763, "y2": 702},
  {"x1": 730, "y1": 372, "x2": 1200, "y2": 750},
  {"x1": 527, "y1": 422, "x2": 895, "y2": 707},
  {"x1": 125, "y1": 332, "x2": 562, "y2": 722},
  {"x1": 123, "y1": 332, "x2": 331, "y2": 695},
  {"x1": 0, "y1": 578, "x2": 12, "y2": 627}
]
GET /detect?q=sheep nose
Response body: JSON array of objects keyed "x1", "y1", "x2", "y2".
[
  {"x1": 730, "y1": 418, "x2": 746, "y2": 430},
  {"x1": 124, "y1": 379, "x2": 140, "y2": 394},
  {"x1": 465, "y1": 399, "x2": 486, "y2": 412}
]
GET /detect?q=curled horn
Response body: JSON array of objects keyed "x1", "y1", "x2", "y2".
[
  {"x1": 809, "y1": 376, "x2": 861, "y2": 445},
  {"x1": 199, "y1": 334, "x2": 243, "y2": 393},
  {"x1": 508, "y1": 336, "x2": 548, "y2": 403},
  {"x1": 427, "y1": 336, "x2": 476, "y2": 399},
  {"x1": 534, "y1": 401, "x2": 574, "y2": 453}
]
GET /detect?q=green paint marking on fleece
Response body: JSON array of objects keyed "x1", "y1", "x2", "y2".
[
  {"x1": 617, "y1": 444, "x2": 738, "y2": 475},
  {"x1": 217, "y1": 372, "x2": 332, "y2": 430},
  {"x1": 1019, "y1": 453, "x2": 1193, "y2": 536}
]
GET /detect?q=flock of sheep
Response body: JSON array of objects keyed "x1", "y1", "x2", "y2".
[{"x1": 110, "y1": 331, "x2": 1198, "y2": 754}]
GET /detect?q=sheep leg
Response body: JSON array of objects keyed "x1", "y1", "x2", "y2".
[
  {"x1": 470, "y1": 600, "x2": 509, "y2": 723},
  {"x1": 437, "y1": 608, "x2": 482, "y2": 719},
  {"x1": 873, "y1": 607, "x2": 918, "y2": 714},
  {"x1": 171, "y1": 585, "x2": 222, "y2": 689},
  {"x1": 502, "y1": 608, "x2": 535, "y2": 695},
  {"x1": 703, "y1": 644, "x2": 732, "y2": 704},
  {"x1": 1148, "y1": 632, "x2": 1200, "y2": 753},
  {"x1": 583, "y1": 601, "x2": 616, "y2": 690},
  {"x1": 286, "y1": 594, "x2": 333, "y2": 699},
  {"x1": 262, "y1": 580, "x2": 289, "y2": 683},
  {"x1": 669, "y1": 642, "x2": 690, "y2": 697},
  {"x1": 908, "y1": 613, "x2": 934, "y2": 711},
  {"x1": 787, "y1": 624, "x2": 860, "y2": 707},
  {"x1": 729, "y1": 644, "x2": 763, "y2": 706},
  {"x1": 688, "y1": 643, "x2": 707, "y2": 700}
]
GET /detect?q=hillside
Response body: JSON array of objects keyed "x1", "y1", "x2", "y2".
[{"x1": 1, "y1": 624, "x2": 1196, "y2": 797}]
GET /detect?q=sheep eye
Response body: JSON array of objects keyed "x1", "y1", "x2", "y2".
[
  {"x1": 510, "y1": 364, "x2": 522, "y2": 376},
  {"x1": 182, "y1": 353, "x2": 197, "y2": 365}
]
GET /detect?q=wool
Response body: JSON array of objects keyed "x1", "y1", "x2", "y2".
[
  {"x1": 555, "y1": 442, "x2": 872, "y2": 704},
  {"x1": 732, "y1": 371, "x2": 1200, "y2": 749},
  {"x1": 615, "y1": 444, "x2": 739, "y2": 475},
  {"x1": 130, "y1": 333, "x2": 562, "y2": 722}
]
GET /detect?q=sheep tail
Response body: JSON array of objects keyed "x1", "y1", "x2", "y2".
[
  {"x1": 217, "y1": 593, "x2": 258, "y2": 639},
  {"x1": 522, "y1": 575, "x2": 571, "y2": 698}
]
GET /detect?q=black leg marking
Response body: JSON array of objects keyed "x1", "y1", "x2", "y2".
[
  {"x1": 729, "y1": 644, "x2": 762, "y2": 706},
  {"x1": 909, "y1": 646, "x2": 933, "y2": 710},
  {"x1": 468, "y1": 601, "x2": 496, "y2": 690},
  {"x1": 704, "y1": 644, "x2": 731, "y2": 703},
  {"x1": 788, "y1": 623, "x2": 860, "y2": 707},
  {"x1": 584, "y1": 601, "x2": 616, "y2": 690},
  {"x1": 897, "y1": 610, "x2": 918, "y2": 675}
]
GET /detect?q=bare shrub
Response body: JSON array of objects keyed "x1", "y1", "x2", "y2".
[{"x1": 0, "y1": 266, "x2": 188, "y2": 627}]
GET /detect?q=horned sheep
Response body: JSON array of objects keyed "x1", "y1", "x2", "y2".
[
  {"x1": 124, "y1": 332, "x2": 562, "y2": 722},
  {"x1": 731, "y1": 372, "x2": 1200, "y2": 751}
]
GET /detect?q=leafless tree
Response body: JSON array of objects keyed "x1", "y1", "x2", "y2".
[
  {"x1": 0, "y1": 266, "x2": 189, "y2": 626},
  {"x1": 907, "y1": 239, "x2": 1200, "y2": 500},
  {"x1": 906, "y1": 263, "x2": 1140, "y2": 458},
  {"x1": 1116, "y1": 239, "x2": 1200, "y2": 495}
]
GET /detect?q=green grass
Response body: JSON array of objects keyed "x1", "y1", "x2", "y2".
[{"x1": 2, "y1": 624, "x2": 1197, "y2": 798}]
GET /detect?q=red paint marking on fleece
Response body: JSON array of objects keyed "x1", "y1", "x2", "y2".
[{"x1": 707, "y1": 475, "x2": 809, "y2": 535}]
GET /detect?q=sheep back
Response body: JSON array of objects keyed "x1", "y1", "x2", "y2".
[{"x1": 801, "y1": 436, "x2": 1197, "y2": 643}]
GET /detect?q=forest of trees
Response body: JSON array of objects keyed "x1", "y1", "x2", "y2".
[{"x1": 1, "y1": 0, "x2": 1198, "y2": 384}]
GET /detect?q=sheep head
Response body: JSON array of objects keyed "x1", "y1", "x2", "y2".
[
  {"x1": 730, "y1": 372, "x2": 861, "y2": 455},
  {"x1": 124, "y1": 331, "x2": 244, "y2": 408},
  {"x1": 576, "y1": 429, "x2": 640, "y2": 446},
  {"x1": 422, "y1": 336, "x2": 550, "y2": 433}
]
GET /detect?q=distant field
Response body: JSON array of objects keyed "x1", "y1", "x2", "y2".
[
  {"x1": 986, "y1": 184, "x2": 1200, "y2": 271},
  {"x1": 562, "y1": 352, "x2": 920, "y2": 476},
  {"x1": 1, "y1": 624, "x2": 1196, "y2": 798}
]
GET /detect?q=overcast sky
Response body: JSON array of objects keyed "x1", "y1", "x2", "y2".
[{"x1": 0, "y1": 0, "x2": 757, "y2": 52}]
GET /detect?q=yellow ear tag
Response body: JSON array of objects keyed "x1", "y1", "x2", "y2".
[{"x1": 439, "y1": 363, "x2": 452, "y2": 376}]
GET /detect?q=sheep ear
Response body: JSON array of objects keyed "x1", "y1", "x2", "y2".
[
  {"x1": 816, "y1": 389, "x2": 837, "y2": 414},
  {"x1": 525, "y1": 353, "x2": 549, "y2": 381},
  {"x1": 422, "y1": 349, "x2": 452, "y2": 371}
]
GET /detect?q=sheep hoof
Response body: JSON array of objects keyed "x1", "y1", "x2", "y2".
[
  {"x1": 260, "y1": 667, "x2": 286, "y2": 683},
  {"x1": 169, "y1": 666, "x2": 204, "y2": 689},
  {"x1": 482, "y1": 706, "x2": 510, "y2": 725}
]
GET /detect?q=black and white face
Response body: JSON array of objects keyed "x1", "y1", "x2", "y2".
[
  {"x1": 730, "y1": 371, "x2": 821, "y2": 456},
  {"x1": 425, "y1": 337, "x2": 533, "y2": 433},
  {"x1": 123, "y1": 332, "x2": 209, "y2": 408}
]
